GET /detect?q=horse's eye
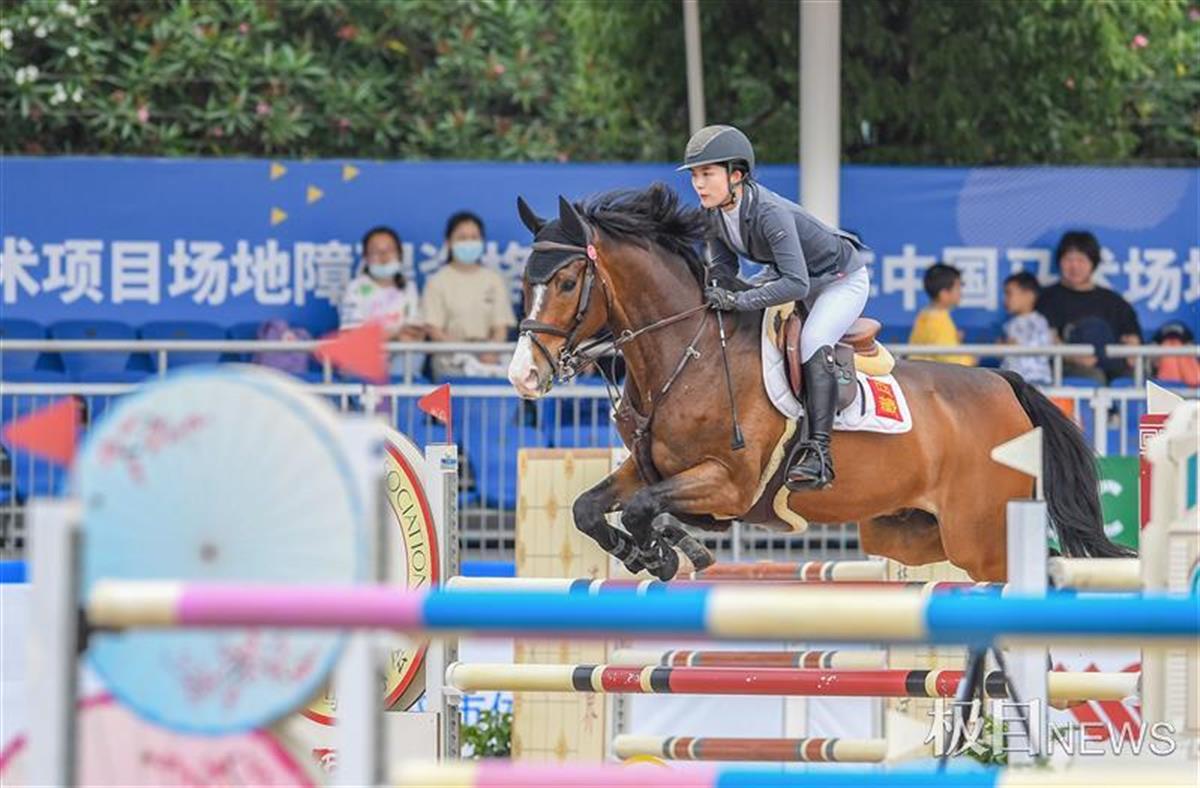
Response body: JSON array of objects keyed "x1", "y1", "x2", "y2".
[{"x1": 559, "y1": 278, "x2": 577, "y2": 293}]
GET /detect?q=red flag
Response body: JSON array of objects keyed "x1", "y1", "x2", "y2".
[
  {"x1": 1, "y1": 397, "x2": 79, "y2": 466},
  {"x1": 418, "y1": 384, "x2": 452, "y2": 443},
  {"x1": 314, "y1": 322, "x2": 387, "y2": 383}
]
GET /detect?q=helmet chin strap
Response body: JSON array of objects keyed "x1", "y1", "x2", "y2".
[{"x1": 718, "y1": 163, "x2": 741, "y2": 210}]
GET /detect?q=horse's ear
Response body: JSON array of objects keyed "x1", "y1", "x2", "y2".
[
  {"x1": 557, "y1": 195, "x2": 587, "y2": 242},
  {"x1": 516, "y1": 196, "x2": 546, "y2": 235}
]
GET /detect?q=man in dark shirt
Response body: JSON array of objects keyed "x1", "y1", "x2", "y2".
[{"x1": 1036, "y1": 230, "x2": 1142, "y2": 383}]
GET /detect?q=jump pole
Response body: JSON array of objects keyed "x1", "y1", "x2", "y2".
[
  {"x1": 82, "y1": 582, "x2": 1199, "y2": 643},
  {"x1": 611, "y1": 734, "x2": 887, "y2": 763},
  {"x1": 443, "y1": 663, "x2": 1137, "y2": 704},
  {"x1": 608, "y1": 647, "x2": 887, "y2": 670},
  {"x1": 390, "y1": 760, "x2": 1200, "y2": 787}
]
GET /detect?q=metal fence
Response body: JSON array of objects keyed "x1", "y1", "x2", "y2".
[{"x1": 2, "y1": 340, "x2": 1197, "y2": 562}]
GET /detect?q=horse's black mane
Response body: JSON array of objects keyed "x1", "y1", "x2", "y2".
[{"x1": 579, "y1": 183, "x2": 708, "y2": 283}]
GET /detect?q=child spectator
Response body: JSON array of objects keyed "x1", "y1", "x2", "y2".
[
  {"x1": 339, "y1": 225, "x2": 426, "y2": 379},
  {"x1": 1000, "y1": 272, "x2": 1052, "y2": 384},
  {"x1": 907, "y1": 263, "x2": 976, "y2": 366},
  {"x1": 1150, "y1": 321, "x2": 1200, "y2": 387},
  {"x1": 422, "y1": 211, "x2": 515, "y2": 379}
]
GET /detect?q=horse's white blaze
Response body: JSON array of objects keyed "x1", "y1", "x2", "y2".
[{"x1": 508, "y1": 285, "x2": 546, "y2": 396}]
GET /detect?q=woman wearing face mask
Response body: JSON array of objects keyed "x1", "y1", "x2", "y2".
[
  {"x1": 339, "y1": 225, "x2": 427, "y2": 378},
  {"x1": 422, "y1": 211, "x2": 516, "y2": 379}
]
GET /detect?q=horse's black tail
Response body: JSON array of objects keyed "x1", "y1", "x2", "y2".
[{"x1": 994, "y1": 369, "x2": 1134, "y2": 558}]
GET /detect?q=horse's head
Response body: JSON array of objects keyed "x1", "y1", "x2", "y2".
[{"x1": 508, "y1": 195, "x2": 612, "y2": 399}]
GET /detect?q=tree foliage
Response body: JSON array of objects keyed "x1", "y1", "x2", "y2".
[{"x1": 2, "y1": 0, "x2": 1195, "y2": 163}]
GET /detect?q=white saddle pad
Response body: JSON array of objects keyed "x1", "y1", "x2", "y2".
[{"x1": 761, "y1": 317, "x2": 913, "y2": 435}]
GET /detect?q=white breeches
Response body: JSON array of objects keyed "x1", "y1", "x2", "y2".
[{"x1": 799, "y1": 266, "x2": 871, "y2": 362}]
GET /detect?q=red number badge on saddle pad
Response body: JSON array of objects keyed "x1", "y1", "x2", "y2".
[{"x1": 867, "y1": 378, "x2": 903, "y2": 422}]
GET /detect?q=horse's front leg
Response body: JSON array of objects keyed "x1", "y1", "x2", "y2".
[
  {"x1": 571, "y1": 458, "x2": 656, "y2": 575},
  {"x1": 621, "y1": 460, "x2": 751, "y2": 580}
]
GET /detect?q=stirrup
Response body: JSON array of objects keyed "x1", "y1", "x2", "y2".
[{"x1": 785, "y1": 444, "x2": 834, "y2": 491}]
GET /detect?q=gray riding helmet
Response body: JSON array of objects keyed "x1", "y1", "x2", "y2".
[{"x1": 677, "y1": 124, "x2": 755, "y2": 173}]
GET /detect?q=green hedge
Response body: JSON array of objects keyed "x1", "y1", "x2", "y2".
[{"x1": 2, "y1": 0, "x2": 1196, "y2": 163}]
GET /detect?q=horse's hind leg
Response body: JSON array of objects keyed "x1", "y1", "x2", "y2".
[{"x1": 936, "y1": 489, "x2": 1011, "y2": 582}]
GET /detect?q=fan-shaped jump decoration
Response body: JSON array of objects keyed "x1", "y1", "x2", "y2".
[
  {"x1": 75, "y1": 366, "x2": 367, "y2": 734},
  {"x1": 302, "y1": 427, "x2": 439, "y2": 723},
  {"x1": 0, "y1": 694, "x2": 317, "y2": 786}
]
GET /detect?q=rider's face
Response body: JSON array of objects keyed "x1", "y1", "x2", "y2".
[{"x1": 691, "y1": 164, "x2": 740, "y2": 210}]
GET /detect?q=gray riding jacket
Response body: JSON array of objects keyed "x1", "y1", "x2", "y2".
[{"x1": 707, "y1": 181, "x2": 867, "y2": 311}]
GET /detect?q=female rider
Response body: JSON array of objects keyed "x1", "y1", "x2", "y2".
[{"x1": 681, "y1": 124, "x2": 870, "y2": 490}]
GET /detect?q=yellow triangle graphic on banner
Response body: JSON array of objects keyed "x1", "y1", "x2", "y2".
[
  {"x1": 270, "y1": 162, "x2": 287, "y2": 180},
  {"x1": 342, "y1": 164, "x2": 360, "y2": 182},
  {"x1": 306, "y1": 185, "x2": 324, "y2": 204},
  {"x1": 270, "y1": 207, "x2": 288, "y2": 226}
]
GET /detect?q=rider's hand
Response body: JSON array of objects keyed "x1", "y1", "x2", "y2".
[{"x1": 704, "y1": 286, "x2": 738, "y2": 311}]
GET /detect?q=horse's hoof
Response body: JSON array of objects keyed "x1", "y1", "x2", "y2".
[
  {"x1": 620, "y1": 550, "x2": 647, "y2": 575},
  {"x1": 677, "y1": 536, "x2": 715, "y2": 571},
  {"x1": 647, "y1": 545, "x2": 680, "y2": 581}
]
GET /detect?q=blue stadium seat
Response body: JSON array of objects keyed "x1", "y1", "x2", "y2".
[
  {"x1": 465, "y1": 425, "x2": 543, "y2": 509},
  {"x1": 140, "y1": 320, "x2": 226, "y2": 370},
  {"x1": 439, "y1": 378, "x2": 545, "y2": 509},
  {"x1": 0, "y1": 319, "x2": 46, "y2": 374},
  {"x1": 550, "y1": 422, "x2": 623, "y2": 449},
  {"x1": 1061, "y1": 376, "x2": 1101, "y2": 389},
  {"x1": 0, "y1": 369, "x2": 68, "y2": 384},
  {"x1": 49, "y1": 320, "x2": 148, "y2": 382},
  {"x1": 539, "y1": 380, "x2": 612, "y2": 430},
  {"x1": 225, "y1": 321, "x2": 263, "y2": 362}
]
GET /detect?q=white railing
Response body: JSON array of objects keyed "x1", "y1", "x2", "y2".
[
  {"x1": 2, "y1": 340, "x2": 1197, "y2": 562},
  {"x1": 2, "y1": 338, "x2": 1197, "y2": 386}
]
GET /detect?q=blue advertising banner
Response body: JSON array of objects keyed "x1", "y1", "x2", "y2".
[{"x1": 1, "y1": 157, "x2": 1196, "y2": 337}]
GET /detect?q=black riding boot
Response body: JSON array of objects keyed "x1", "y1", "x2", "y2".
[{"x1": 786, "y1": 346, "x2": 837, "y2": 490}]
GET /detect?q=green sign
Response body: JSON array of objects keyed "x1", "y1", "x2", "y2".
[{"x1": 1097, "y1": 456, "x2": 1140, "y2": 551}]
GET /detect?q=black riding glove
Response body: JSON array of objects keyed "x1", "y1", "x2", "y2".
[{"x1": 705, "y1": 286, "x2": 738, "y2": 311}]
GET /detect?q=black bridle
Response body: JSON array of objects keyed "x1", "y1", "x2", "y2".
[
  {"x1": 518, "y1": 236, "x2": 708, "y2": 388},
  {"x1": 517, "y1": 238, "x2": 606, "y2": 383}
]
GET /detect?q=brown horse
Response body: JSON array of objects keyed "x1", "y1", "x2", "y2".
[{"x1": 507, "y1": 185, "x2": 1128, "y2": 582}]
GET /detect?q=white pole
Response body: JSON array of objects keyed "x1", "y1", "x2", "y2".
[
  {"x1": 334, "y1": 633, "x2": 380, "y2": 786},
  {"x1": 1004, "y1": 499, "x2": 1049, "y2": 763},
  {"x1": 425, "y1": 443, "x2": 461, "y2": 759},
  {"x1": 26, "y1": 500, "x2": 82, "y2": 787},
  {"x1": 800, "y1": 0, "x2": 842, "y2": 224},
  {"x1": 683, "y1": 0, "x2": 706, "y2": 134},
  {"x1": 336, "y1": 418, "x2": 385, "y2": 785}
]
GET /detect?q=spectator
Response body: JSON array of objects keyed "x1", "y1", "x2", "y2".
[
  {"x1": 1150, "y1": 321, "x2": 1200, "y2": 387},
  {"x1": 999, "y1": 272, "x2": 1052, "y2": 384},
  {"x1": 1036, "y1": 230, "x2": 1141, "y2": 384},
  {"x1": 422, "y1": 211, "x2": 515, "y2": 379},
  {"x1": 339, "y1": 226, "x2": 426, "y2": 379},
  {"x1": 907, "y1": 263, "x2": 976, "y2": 366}
]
